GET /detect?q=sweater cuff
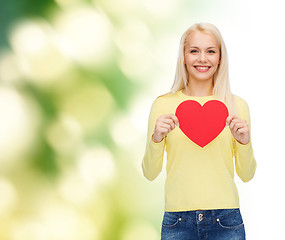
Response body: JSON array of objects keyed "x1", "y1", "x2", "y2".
[
  {"x1": 150, "y1": 136, "x2": 165, "y2": 148},
  {"x1": 235, "y1": 139, "x2": 252, "y2": 150}
]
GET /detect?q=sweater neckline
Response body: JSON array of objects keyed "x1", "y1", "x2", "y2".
[{"x1": 177, "y1": 89, "x2": 216, "y2": 100}]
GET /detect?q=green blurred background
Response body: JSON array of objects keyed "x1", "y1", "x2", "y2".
[{"x1": 0, "y1": 0, "x2": 245, "y2": 239}]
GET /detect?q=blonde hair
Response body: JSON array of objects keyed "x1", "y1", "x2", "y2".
[{"x1": 161, "y1": 22, "x2": 238, "y2": 116}]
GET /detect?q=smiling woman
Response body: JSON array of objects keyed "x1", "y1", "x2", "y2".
[{"x1": 142, "y1": 22, "x2": 257, "y2": 240}]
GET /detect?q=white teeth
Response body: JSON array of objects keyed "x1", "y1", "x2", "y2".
[{"x1": 196, "y1": 66, "x2": 209, "y2": 70}]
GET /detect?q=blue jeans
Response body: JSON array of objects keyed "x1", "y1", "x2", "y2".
[{"x1": 161, "y1": 208, "x2": 245, "y2": 240}]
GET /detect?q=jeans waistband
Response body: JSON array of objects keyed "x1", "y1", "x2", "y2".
[{"x1": 165, "y1": 208, "x2": 240, "y2": 222}]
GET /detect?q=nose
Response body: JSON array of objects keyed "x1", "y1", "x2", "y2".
[{"x1": 199, "y1": 52, "x2": 207, "y2": 62}]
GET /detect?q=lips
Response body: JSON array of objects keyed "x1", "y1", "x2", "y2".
[{"x1": 194, "y1": 65, "x2": 211, "y2": 72}]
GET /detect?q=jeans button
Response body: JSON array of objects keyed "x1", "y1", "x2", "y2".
[{"x1": 198, "y1": 214, "x2": 203, "y2": 221}]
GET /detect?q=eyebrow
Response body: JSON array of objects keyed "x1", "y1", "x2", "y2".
[{"x1": 189, "y1": 46, "x2": 217, "y2": 49}]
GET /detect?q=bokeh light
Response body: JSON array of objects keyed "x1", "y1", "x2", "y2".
[
  {"x1": 0, "y1": 178, "x2": 18, "y2": 217},
  {"x1": 78, "y1": 146, "x2": 116, "y2": 187},
  {"x1": 45, "y1": 114, "x2": 83, "y2": 155},
  {"x1": 10, "y1": 19, "x2": 71, "y2": 85},
  {"x1": 54, "y1": 6, "x2": 112, "y2": 67},
  {"x1": 0, "y1": 87, "x2": 40, "y2": 166},
  {"x1": 120, "y1": 220, "x2": 159, "y2": 240},
  {"x1": 0, "y1": 51, "x2": 21, "y2": 84},
  {"x1": 58, "y1": 83, "x2": 114, "y2": 132}
]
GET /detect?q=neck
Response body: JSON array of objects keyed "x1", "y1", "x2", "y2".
[{"x1": 183, "y1": 78, "x2": 214, "y2": 97}]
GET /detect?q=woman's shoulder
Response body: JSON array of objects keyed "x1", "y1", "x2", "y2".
[
  {"x1": 153, "y1": 91, "x2": 179, "y2": 104},
  {"x1": 149, "y1": 91, "x2": 181, "y2": 114},
  {"x1": 232, "y1": 94, "x2": 248, "y2": 104},
  {"x1": 232, "y1": 94, "x2": 250, "y2": 111}
]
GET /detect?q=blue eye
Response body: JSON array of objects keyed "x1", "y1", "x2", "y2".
[
  {"x1": 208, "y1": 50, "x2": 216, "y2": 53},
  {"x1": 190, "y1": 50, "x2": 198, "y2": 53}
]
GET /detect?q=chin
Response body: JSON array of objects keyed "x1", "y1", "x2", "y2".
[{"x1": 192, "y1": 75, "x2": 215, "y2": 82}]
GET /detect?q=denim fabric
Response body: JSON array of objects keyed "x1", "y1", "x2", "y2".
[{"x1": 161, "y1": 208, "x2": 245, "y2": 240}]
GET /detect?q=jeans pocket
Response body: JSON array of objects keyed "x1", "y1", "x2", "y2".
[
  {"x1": 216, "y1": 209, "x2": 244, "y2": 229},
  {"x1": 162, "y1": 212, "x2": 182, "y2": 229}
]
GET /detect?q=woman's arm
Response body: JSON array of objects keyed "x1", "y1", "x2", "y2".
[
  {"x1": 142, "y1": 99, "x2": 166, "y2": 181},
  {"x1": 231, "y1": 99, "x2": 257, "y2": 182},
  {"x1": 141, "y1": 98, "x2": 179, "y2": 181}
]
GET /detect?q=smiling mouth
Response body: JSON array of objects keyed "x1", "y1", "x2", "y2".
[{"x1": 194, "y1": 66, "x2": 211, "y2": 72}]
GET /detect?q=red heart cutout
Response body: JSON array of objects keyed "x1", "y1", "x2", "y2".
[{"x1": 175, "y1": 100, "x2": 229, "y2": 148}]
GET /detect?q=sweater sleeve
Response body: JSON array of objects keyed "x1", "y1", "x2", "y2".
[
  {"x1": 234, "y1": 99, "x2": 257, "y2": 182},
  {"x1": 142, "y1": 98, "x2": 166, "y2": 181}
]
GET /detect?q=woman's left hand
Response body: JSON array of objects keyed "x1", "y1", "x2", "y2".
[{"x1": 226, "y1": 115, "x2": 250, "y2": 145}]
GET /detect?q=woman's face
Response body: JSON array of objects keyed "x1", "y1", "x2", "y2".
[{"x1": 184, "y1": 30, "x2": 220, "y2": 84}]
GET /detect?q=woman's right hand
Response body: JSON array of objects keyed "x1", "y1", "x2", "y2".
[{"x1": 152, "y1": 114, "x2": 179, "y2": 143}]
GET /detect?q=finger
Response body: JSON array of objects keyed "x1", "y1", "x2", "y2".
[
  {"x1": 230, "y1": 118, "x2": 247, "y2": 130},
  {"x1": 160, "y1": 114, "x2": 176, "y2": 123},
  {"x1": 226, "y1": 115, "x2": 234, "y2": 126},
  {"x1": 236, "y1": 127, "x2": 248, "y2": 134},
  {"x1": 233, "y1": 126, "x2": 243, "y2": 133},
  {"x1": 229, "y1": 119, "x2": 236, "y2": 129},
  {"x1": 171, "y1": 115, "x2": 179, "y2": 126},
  {"x1": 226, "y1": 115, "x2": 233, "y2": 122},
  {"x1": 156, "y1": 125, "x2": 170, "y2": 135},
  {"x1": 161, "y1": 118, "x2": 175, "y2": 130},
  {"x1": 163, "y1": 114, "x2": 179, "y2": 127},
  {"x1": 232, "y1": 123, "x2": 241, "y2": 132},
  {"x1": 163, "y1": 113, "x2": 177, "y2": 119},
  {"x1": 229, "y1": 117, "x2": 244, "y2": 129},
  {"x1": 232, "y1": 122, "x2": 246, "y2": 132},
  {"x1": 159, "y1": 122, "x2": 172, "y2": 132},
  {"x1": 227, "y1": 114, "x2": 240, "y2": 122},
  {"x1": 229, "y1": 115, "x2": 244, "y2": 125}
]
